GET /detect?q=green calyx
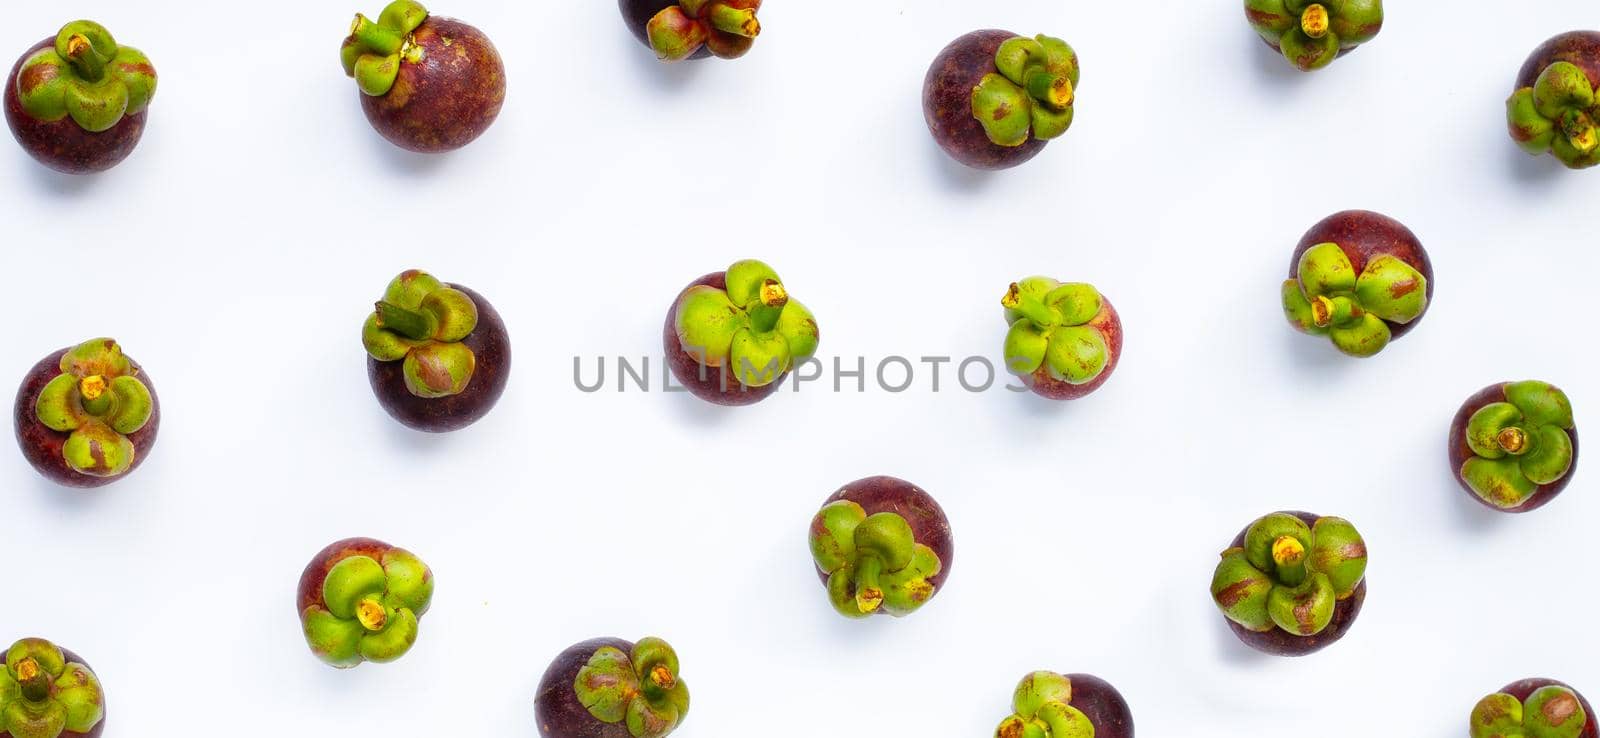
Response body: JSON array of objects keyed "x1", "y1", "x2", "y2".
[
  {"x1": 363, "y1": 270, "x2": 481, "y2": 399},
  {"x1": 0, "y1": 639, "x2": 105, "y2": 738},
  {"x1": 1461, "y1": 381, "x2": 1576, "y2": 509},
  {"x1": 1472, "y1": 686, "x2": 1589, "y2": 738},
  {"x1": 35, "y1": 338, "x2": 153, "y2": 478},
  {"x1": 1508, "y1": 62, "x2": 1600, "y2": 169},
  {"x1": 1244, "y1": 0, "x2": 1382, "y2": 71},
  {"x1": 972, "y1": 35, "x2": 1079, "y2": 147},
  {"x1": 301, "y1": 548, "x2": 433, "y2": 668},
  {"x1": 1283, "y1": 242, "x2": 1426, "y2": 358},
  {"x1": 14, "y1": 21, "x2": 156, "y2": 132},
  {"x1": 341, "y1": 0, "x2": 428, "y2": 96},
  {"x1": 645, "y1": 0, "x2": 762, "y2": 62},
  {"x1": 994, "y1": 672, "x2": 1095, "y2": 738},
  {"x1": 809, "y1": 501, "x2": 942, "y2": 618},
  {"x1": 1002, "y1": 278, "x2": 1108, "y2": 385},
  {"x1": 574, "y1": 638, "x2": 690, "y2": 738},
  {"x1": 1210, "y1": 513, "x2": 1366, "y2": 637},
  {"x1": 673, "y1": 260, "x2": 819, "y2": 389}
]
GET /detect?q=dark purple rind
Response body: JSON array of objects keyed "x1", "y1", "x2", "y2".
[
  {"x1": 296, "y1": 537, "x2": 412, "y2": 616},
  {"x1": 1065, "y1": 673, "x2": 1134, "y2": 738},
  {"x1": 1496, "y1": 679, "x2": 1598, "y2": 738},
  {"x1": 1447, "y1": 383, "x2": 1579, "y2": 514},
  {"x1": 815, "y1": 476, "x2": 955, "y2": 597},
  {"x1": 662, "y1": 272, "x2": 787, "y2": 407},
  {"x1": 1290, "y1": 210, "x2": 1433, "y2": 341},
  {"x1": 1515, "y1": 32, "x2": 1600, "y2": 91},
  {"x1": 367, "y1": 284, "x2": 511, "y2": 433},
  {"x1": 1222, "y1": 511, "x2": 1366, "y2": 657},
  {"x1": 1022, "y1": 296, "x2": 1124, "y2": 401},
  {"x1": 5, "y1": 38, "x2": 148, "y2": 174},
  {"x1": 535, "y1": 637, "x2": 637, "y2": 738},
  {"x1": 13, "y1": 347, "x2": 161, "y2": 489},
  {"x1": 360, "y1": 17, "x2": 506, "y2": 153},
  {"x1": 923, "y1": 30, "x2": 1048, "y2": 171},
  {"x1": 618, "y1": 0, "x2": 712, "y2": 60}
]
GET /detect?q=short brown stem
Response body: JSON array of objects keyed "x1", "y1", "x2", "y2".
[
  {"x1": 707, "y1": 3, "x2": 760, "y2": 38},
  {"x1": 16, "y1": 657, "x2": 50, "y2": 702},
  {"x1": 355, "y1": 598, "x2": 388, "y2": 632},
  {"x1": 1271, "y1": 536, "x2": 1307, "y2": 586},
  {"x1": 351, "y1": 14, "x2": 405, "y2": 56},
  {"x1": 64, "y1": 34, "x2": 107, "y2": 82},
  {"x1": 648, "y1": 664, "x2": 676, "y2": 691},
  {"x1": 1497, "y1": 427, "x2": 1531, "y2": 455},
  {"x1": 375, "y1": 301, "x2": 437, "y2": 341}
]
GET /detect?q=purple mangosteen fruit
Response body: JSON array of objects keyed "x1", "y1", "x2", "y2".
[
  {"x1": 297, "y1": 537, "x2": 434, "y2": 668},
  {"x1": 808, "y1": 476, "x2": 954, "y2": 619},
  {"x1": 1507, "y1": 31, "x2": 1600, "y2": 169},
  {"x1": 13, "y1": 338, "x2": 158, "y2": 488},
  {"x1": 1244, "y1": 0, "x2": 1382, "y2": 72},
  {"x1": 1281, "y1": 210, "x2": 1432, "y2": 358},
  {"x1": 5, "y1": 21, "x2": 157, "y2": 174},
  {"x1": 1210, "y1": 511, "x2": 1368, "y2": 657},
  {"x1": 1471, "y1": 679, "x2": 1595, "y2": 738},
  {"x1": 923, "y1": 30, "x2": 1079, "y2": 170},
  {"x1": 535, "y1": 636, "x2": 689, "y2": 738},
  {"x1": 363, "y1": 269, "x2": 511, "y2": 432},
  {"x1": 664, "y1": 260, "x2": 818, "y2": 407},
  {"x1": 1448, "y1": 381, "x2": 1577, "y2": 513},
  {"x1": 340, "y1": 1, "x2": 506, "y2": 153},
  {"x1": 620, "y1": 0, "x2": 761, "y2": 62},
  {"x1": 994, "y1": 671, "x2": 1133, "y2": 738},
  {"x1": 1001, "y1": 278, "x2": 1123, "y2": 401},
  {"x1": 0, "y1": 638, "x2": 106, "y2": 738}
]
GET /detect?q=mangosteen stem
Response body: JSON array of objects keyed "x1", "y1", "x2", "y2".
[
  {"x1": 63, "y1": 34, "x2": 106, "y2": 82},
  {"x1": 707, "y1": 4, "x2": 761, "y2": 38},
  {"x1": 374, "y1": 301, "x2": 437, "y2": 341},
  {"x1": 854, "y1": 554, "x2": 886, "y2": 614},
  {"x1": 1270, "y1": 536, "x2": 1308, "y2": 586},
  {"x1": 1002, "y1": 285, "x2": 1060, "y2": 328},
  {"x1": 1562, "y1": 110, "x2": 1599, "y2": 154},
  {"x1": 1301, "y1": 4, "x2": 1330, "y2": 39},
  {"x1": 351, "y1": 14, "x2": 405, "y2": 56},
  {"x1": 16, "y1": 658, "x2": 50, "y2": 703},
  {"x1": 79, "y1": 375, "x2": 113, "y2": 416},
  {"x1": 355, "y1": 597, "x2": 388, "y2": 632},
  {"x1": 1024, "y1": 69, "x2": 1074, "y2": 110},
  {"x1": 1497, "y1": 427, "x2": 1533, "y2": 455},
  {"x1": 746, "y1": 280, "x2": 789, "y2": 333}
]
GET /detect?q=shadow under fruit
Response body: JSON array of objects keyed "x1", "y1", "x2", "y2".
[
  {"x1": 4, "y1": 21, "x2": 156, "y2": 174},
  {"x1": 535, "y1": 637, "x2": 689, "y2": 738},
  {"x1": 13, "y1": 338, "x2": 159, "y2": 488}
]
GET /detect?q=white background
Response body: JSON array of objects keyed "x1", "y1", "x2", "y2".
[{"x1": 4, "y1": 1, "x2": 1597, "y2": 736}]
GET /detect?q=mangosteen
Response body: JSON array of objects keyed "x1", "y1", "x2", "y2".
[
  {"x1": 1472, "y1": 679, "x2": 1595, "y2": 738},
  {"x1": 923, "y1": 31, "x2": 1078, "y2": 170},
  {"x1": 1244, "y1": 0, "x2": 1382, "y2": 72},
  {"x1": 664, "y1": 260, "x2": 818, "y2": 407},
  {"x1": 535, "y1": 636, "x2": 689, "y2": 738},
  {"x1": 1281, "y1": 210, "x2": 1432, "y2": 358},
  {"x1": 13, "y1": 338, "x2": 158, "y2": 488},
  {"x1": 1210, "y1": 511, "x2": 1367, "y2": 656},
  {"x1": 620, "y1": 0, "x2": 761, "y2": 62},
  {"x1": 993, "y1": 671, "x2": 1133, "y2": 738},
  {"x1": 1507, "y1": 31, "x2": 1600, "y2": 169},
  {"x1": 4, "y1": 21, "x2": 157, "y2": 174},
  {"x1": 808, "y1": 476, "x2": 953, "y2": 619},
  {"x1": 363, "y1": 269, "x2": 510, "y2": 432},
  {"x1": 297, "y1": 537, "x2": 433, "y2": 668},
  {"x1": 0, "y1": 638, "x2": 106, "y2": 738},
  {"x1": 340, "y1": 1, "x2": 506, "y2": 153},
  {"x1": 1448, "y1": 381, "x2": 1578, "y2": 513},
  {"x1": 1001, "y1": 278, "x2": 1123, "y2": 401}
]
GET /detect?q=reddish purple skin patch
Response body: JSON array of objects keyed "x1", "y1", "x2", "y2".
[
  {"x1": 534, "y1": 637, "x2": 638, "y2": 738},
  {"x1": 923, "y1": 30, "x2": 1049, "y2": 171},
  {"x1": 1222, "y1": 511, "x2": 1367, "y2": 657},
  {"x1": 1289, "y1": 210, "x2": 1434, "y2": 341},
  {"x1": 1515, "y1": 31, "x2": 1600, "y2": 90},
  {"x1": 13, "y1": 347, "x2": 160, "y2": 489},
  {"x1": 662, "y1": 272, "x2": 787, "y2": 407},
  {"x1": 1059, "y1": 673, "x2": 1134, "y2": 738},
  {"x1": 367, "y1": 284, "x2": 511, "y2": 433},
  {"x1": 4, "y1": 38, "x2": 148, "y2": 174},
  {"x1": 1447, "y1": 383, "x2": 1579, "y2": 514},
  {"x1": 360, "y1": 17, "x2": 506, "y2": 153}
]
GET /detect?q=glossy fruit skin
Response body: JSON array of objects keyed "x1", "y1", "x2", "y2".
[
  {"x1": 1020, "y1": 296, "x2": 1123, "y2": 401},
  {"x1": 1290, "y1": 210, "x2": 1433, "y2": 342},
  {"x1": 1515, "y1": 32, "x2": 1600, "y2": 98},
  {"x1": 663, "y1": 272, "x2": 786, "y2": 406},
  {"x1": 812, "y1": 476, "x2": 955, "y2": 595},
  {"x1": 4, "y1": 38, "x2": 147, "y2": 174},
  {"x1": 360, "y1": 17, "x2": 505, "y2": 153},
  {"x1": 618, "y1": 0, "x2": 713, "y2": 60},
  {"x1": 1222, "y1": 511, "x2": 1366, "y2": 657},
  {"x1": 367, "y1": 284, "x2": 510, "y2": 432},
  {"x1": 535, "y1": 637, "x2": 636, "y2": 738},
  {"x1": 1448, "y1": 383, "x2": 1580, "y2": 514},
  {"x1": 1492, "y1": 679, "x2": 1599, "y2": 738},
  {"x1": 0, "y1": 645, "x2": 108, "y2": 738},
  {"x1": 13, "y1": 348, "x2": 160, "y2": 488},
  {"x1": 924, "y1": 30, "x2": 1048, "y2": 170},
  {"x1": 1064, "y1": 673, "x2": 1134, "y2": 738}
]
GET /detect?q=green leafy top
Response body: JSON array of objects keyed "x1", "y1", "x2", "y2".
[
  {"x1": 673, "y1": 260, "x2": 819, "y2": 389},
  {"x1": 1282, "y1": 242, "x2": 1427, "y2": 357},
  {"x1": 1244, "y1": 0, "x2": 1383, "y2": 71},
  {"x1": 1508, "y1": 62, "x2": 1600, "y2": 169},
  {"x1": 300, "y1": 548, "x2": 434, "y2": 668},
  {"x1": 809, "y1": 501, "x2": 943, "y2": 618},
  {"x1": 362, "y1": 270, "x2": 482, "y2": 399},
  {"x1": 972, "y1": 35, "x2": 1078, "y2": 147},
  {"x1": 574, "y1": 638, "x2": 689, "y2": 738},
  {"x1": 1210, "y1": 513, "x2": 1367, "y2": 638},
  {"x1": 1460, "y1": 381, "x2": 1576, "y2": 510},
  {"x1": 1002, "y1": 278, "x2": 1108, "y2": 385},
  {"x1": 643, "y1": 0, "x2": 763, "y2": 62},
  {"x1": 1472, "y1": 685, "x2": 1588, "y2": 738},
  {"x1": 14, "y1": 21, "x2": 156, "y2": 131},
  {"x1": 0, "y1": 639, "x2": 104, "y2": 738},
  {"x1": 994, "y1": 672, "x2": 1096, "y2": 738},
  {"x1": 34, "y1": 338, "x2": 154, "y2": 478},
  {"x1": 341, "y1": 0, "x2": 429, "y2": 96}
]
